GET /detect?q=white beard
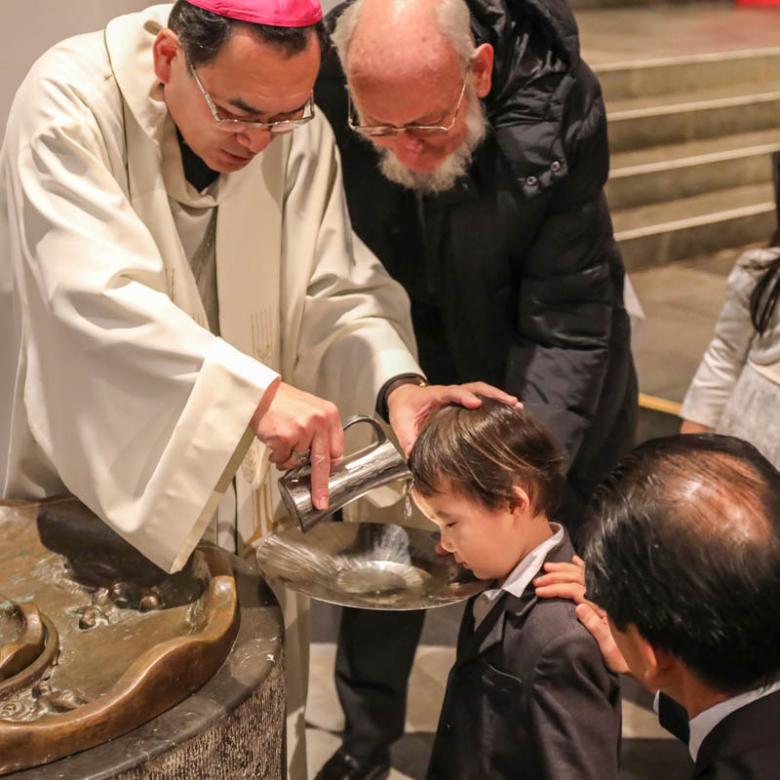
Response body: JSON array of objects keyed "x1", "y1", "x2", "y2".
[{"x1": 378, "y1": 93, "x2": 488, "y2": 195}]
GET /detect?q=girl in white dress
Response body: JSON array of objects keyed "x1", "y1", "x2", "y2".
[{"x1": 680, "y1": 235, "x2": 780, "y2": 468}]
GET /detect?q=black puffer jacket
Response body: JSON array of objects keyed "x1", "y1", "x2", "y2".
[{"x1": 316, "y1": 0, "x2": 637, "y2": 519}]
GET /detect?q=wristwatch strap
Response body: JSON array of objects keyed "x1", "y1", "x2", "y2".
[{"x1": 376, "y1": 373, "x2": 429, "y2": 421}]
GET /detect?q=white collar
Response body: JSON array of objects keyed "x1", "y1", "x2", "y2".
[
  {"x1": 688, "y1": 679, "x2": 780, "y2": 761},
  {"x1": 104, "y1": 6, "x2": 235, "y2": 209},
  {"x1": 105, "y1": 5, "x2": 171, "y2": 145},
  {"x1": 472, "y1": 523, "x2": 564, "y2": 626}
]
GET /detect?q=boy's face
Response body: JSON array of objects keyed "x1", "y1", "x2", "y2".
[{"x1": 412, "y1": 482, "x2": 531, "y2": 581}]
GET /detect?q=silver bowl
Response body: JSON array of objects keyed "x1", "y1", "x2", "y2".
[{"x1": 256, "y1": 522, "x2": 489, "y2": 610}]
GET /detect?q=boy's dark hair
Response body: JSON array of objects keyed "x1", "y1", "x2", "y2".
[
  {"x1": 584, "y1": 434, "x2": 780, "y2": 695},
  {"x1": 408, "y1": 399, "x2": 564, "y2": 518},
  {"x1": 168, "y1": 0, "x2": 327, "y2": 66}
]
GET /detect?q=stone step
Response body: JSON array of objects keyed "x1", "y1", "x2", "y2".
[
  {"x1": 607, "y1": 81, "x2": 780, "y2": 152},
  {"x1": 575, "y1": 8, "x2": 780, "y2": 271},
  {"x1": 596, "y1": 47, "x2": 780, "y2": 103},
  {"x1": 614, "y1": 182, "x2": 776, "y2": 271},
  {"x1": 576, "y1": 3, "x2": 780, "y2": 71},
  {"x1": 607, "y1": 129, "x2": 780, "y2": 210}
]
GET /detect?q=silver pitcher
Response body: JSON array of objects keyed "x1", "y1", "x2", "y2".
[{"x1": 278, "y1": 416, "x2": 411, "y2": 532}]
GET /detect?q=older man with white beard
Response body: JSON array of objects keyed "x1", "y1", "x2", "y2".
[{"x1": 313, "y1": 0, "x2": 637, "y2": 775}]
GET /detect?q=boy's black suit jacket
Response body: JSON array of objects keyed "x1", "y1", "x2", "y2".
[{"x1": 427, "y1": 533, "x2": 621, "y2": 779}]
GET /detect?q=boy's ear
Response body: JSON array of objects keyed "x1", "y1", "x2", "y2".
[{"x1": 509, "y1": 485, "x2": 532, "y2": 519}]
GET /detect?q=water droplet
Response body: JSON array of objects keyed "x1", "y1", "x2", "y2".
[{"x1": 403, "y1": 478, "x2": 413, "y2": 522}]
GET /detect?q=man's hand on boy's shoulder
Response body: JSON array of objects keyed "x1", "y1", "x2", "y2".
[
  {"x1": 574, "y1": 601, "x2": 630, "y2": 675},
  {"x1": 534, "y1": 555, "x2": 630, "y2": 675},
  {"x1": 533, "y1": 555, "x2": 587, "y2": 603}
]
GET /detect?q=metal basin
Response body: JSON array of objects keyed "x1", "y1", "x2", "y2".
[{"x1": 257, "y1": 521, "x2": 488, "y2": 610}]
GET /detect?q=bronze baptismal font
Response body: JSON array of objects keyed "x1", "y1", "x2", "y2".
[{"x1": 0, "y1": 498, "x2": 284, "y2": 778}]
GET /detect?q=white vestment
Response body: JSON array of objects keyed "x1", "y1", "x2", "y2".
[{"x1": 0, "y1": 5, "x2": 419, "y2": 776}]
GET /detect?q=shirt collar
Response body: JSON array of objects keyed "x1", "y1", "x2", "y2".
[
  {"x1": 472, "y1": 523, "x2": 563, "y2": 626},
  {"x1": 688, "y1": 679, "x2": 780, "y2": 761}
]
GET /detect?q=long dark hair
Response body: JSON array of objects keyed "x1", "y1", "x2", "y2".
[{"x1": 749, "y1": 228, "x2": 780, "y2": 335}]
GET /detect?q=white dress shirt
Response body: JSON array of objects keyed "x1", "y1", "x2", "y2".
[{"x1": 688, "y1": 679, "x2": 780, "y2": 761}]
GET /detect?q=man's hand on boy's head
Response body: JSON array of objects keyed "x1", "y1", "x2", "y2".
[{"x1": 387, "y1": 381, "x2": 522, "y2": 455}]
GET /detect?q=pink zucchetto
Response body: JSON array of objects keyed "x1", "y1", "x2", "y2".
[{"x1": 185, "y1": 0, "x2": 323, "y2": 27}]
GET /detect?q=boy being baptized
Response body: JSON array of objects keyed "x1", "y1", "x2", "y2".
[{"x1": 409, "y1": 400, "x2": 620, "y2": 779}]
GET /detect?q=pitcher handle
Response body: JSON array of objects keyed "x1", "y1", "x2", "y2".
[
  {"x1": 343, "y1": 415, "x2": 386, "y2": 445},
  {"x1": 280, "y1": 415, "x2": 387, "y2": 484}
]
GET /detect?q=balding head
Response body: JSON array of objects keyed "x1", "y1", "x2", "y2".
[
  {"x1": 625, "y1": 439, "x2": 774, "y2": 542},
  {"x1": 584, "y1": 434, "x2": 780, "y2": 695},
  {"x1": 331, "y1": 0, "x2": 493, "y2": 192},
  {"x1": 333, "y1": 0, "x2": 472, "y2": 82}
]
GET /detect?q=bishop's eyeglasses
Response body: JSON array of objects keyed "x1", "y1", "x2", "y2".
[{"x1": 190, "y1": 63, "x2": 315, "y2": 133}]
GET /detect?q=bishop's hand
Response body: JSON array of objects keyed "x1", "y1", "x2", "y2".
[{"x1": 250, "y1": 380, "x2": 344, "y2": 510}]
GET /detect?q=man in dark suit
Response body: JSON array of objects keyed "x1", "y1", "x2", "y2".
[{"x1": 583, "y1": 434, "x2": 780, "y2": 779}]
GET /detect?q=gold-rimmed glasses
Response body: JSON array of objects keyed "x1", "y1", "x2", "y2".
[
  {"x1": 347, "y1": 76, "x2": 468, "y2": 138},
  {"x1": 189, "y1": 63, "x2": 315, "y2": 133}
]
